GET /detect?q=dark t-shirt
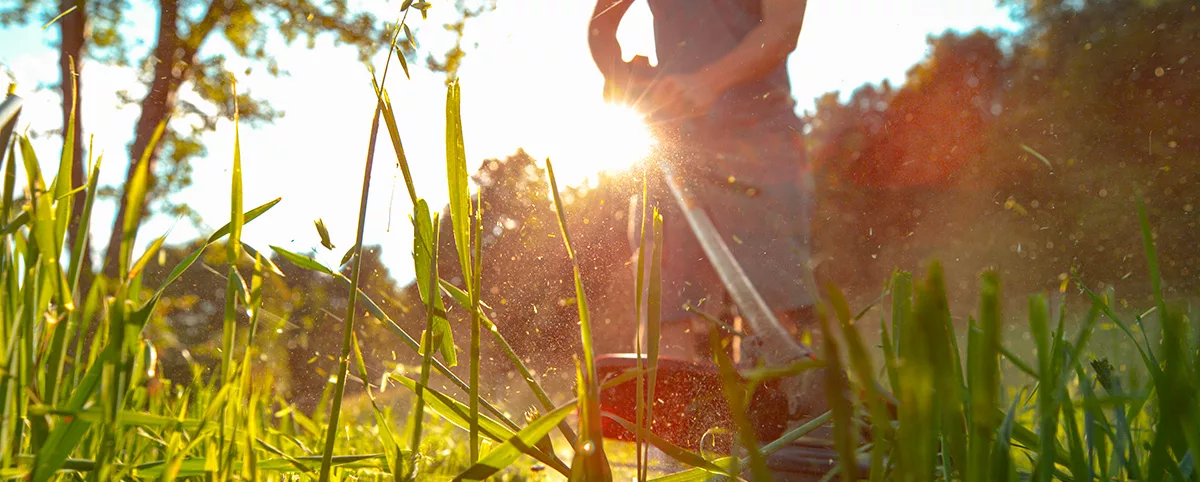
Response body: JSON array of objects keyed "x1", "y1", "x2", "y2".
[{"x1": 647, "y1": 0, "x2": 799, "y2": 128}]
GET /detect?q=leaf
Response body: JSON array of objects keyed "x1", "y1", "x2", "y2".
[
  {"x1": 649, "y1": 411, "x2": 833, "y2": 482},
  {"x1": 127, "y1": 234, "x2": 168, "y2": 281},
  {"x1": 438, "y1": 279, "x2": 577, "y2": 444},
  {"x1": 444, "y1": 81, "x2": 472, "y2": 291},
  {"x1": 372, "y1": 85, "x2": 417, "y2": 207},
  {"x1": 120, "y1": 119, "x2": 167, "y2": 274},
  {"x1": 454, "y1": 401, "x2": 575, "y2": 481},
  {"x1": 601, "y1": 412, "x2": 726, "y2": 473},
  {"x1": 339, "y1": 245, "x2": 356, "y2": 267},
  {"x1": 818, "y1": 300, "x2": 857, "y2": 482},
  {"x1": 967, "y1": 271, "x2": 1002, "y2": 482},
  {"x1": 546, "y1": 158, "x2": 610, "y2": 481},
  {"x1": 412, "y1": 199, "x2": 455, "y2": 367},
  {"x1": 1020, "y1": 144, "x2": 1054, "y2": 171},
  {"x1": 989, "y1": 393, "x2": 1021, "y2": 481},
  {"x1": 240, "y1": 242, "x2": 285, "y2": 277},
  {"x1": 314, "y1": 218, "x2": 335, "y2": 250},
  {"x1": 389, "y1": 374, "x2": 569, "y2": 476},
  {"x1": 207, "y1": 198, "x2": 281, "y2": 244},
  {"x1": 830, "y1": 281, "x2": 890, "y2": 481},
  {"x1": 0, "y1": 210, "x2": 30, "y2": 235},
  {"x1": 51, "y1": 76, "x2": 76, "y2": 253},
  {"x1": 270, "y1": 246, "x2": 334, "y2": 275}
]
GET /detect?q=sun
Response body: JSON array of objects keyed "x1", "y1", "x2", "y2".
[
  {"x1": 529, "y1": 102, "x2": 658, "y2": 187},
  {"x1": 578, "y1": 103, "x2": 657, "y2": 175}
]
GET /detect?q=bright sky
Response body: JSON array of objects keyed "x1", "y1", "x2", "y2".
[{"x1": 0, "y1": 0, "x2": 1019, "y2": 285}]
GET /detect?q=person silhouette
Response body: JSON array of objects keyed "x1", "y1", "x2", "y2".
[{"x1": 588, "y1": 0, "x2": 819, "y2": 366}]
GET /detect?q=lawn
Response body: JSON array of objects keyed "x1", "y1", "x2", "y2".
[{"x1": 1, "y1": 29, "x2": 1196, "y2": 482}]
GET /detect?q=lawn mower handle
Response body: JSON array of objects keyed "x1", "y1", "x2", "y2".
[
  {"x1": 656, "y1": 160, "x2": 814, "y2": 368},
  {"x1": 637, "y1": 117, "x2": 818, "y2": 422}
]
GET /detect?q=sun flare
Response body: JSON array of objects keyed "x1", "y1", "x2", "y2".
[
  {"x1": 578, "y1": 104, "x2": 658, "y2": 174},
  {"x1": 517, "y1": 103, "x2": 657, "y2": 187}
]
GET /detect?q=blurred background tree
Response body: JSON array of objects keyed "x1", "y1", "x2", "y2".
[{"x1": 807, "y1": 0, "x2": 1198, "y2": 305}]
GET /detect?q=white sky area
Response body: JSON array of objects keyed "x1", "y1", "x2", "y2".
[{"x1": 0, "y1": 0, "x2": 1019, "y2": 285}]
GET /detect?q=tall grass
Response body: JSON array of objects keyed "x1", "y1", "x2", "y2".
[{"x1": 1, "y1": 19, "x2": 1197, "y2": 481}]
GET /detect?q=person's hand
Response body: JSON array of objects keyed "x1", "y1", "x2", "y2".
[
  {"x1": 603, "y1": 55, "x2": 656, "y2": 107},
  {"x1": 648, "y1": 73, "x2": 722, "y2": 119}
]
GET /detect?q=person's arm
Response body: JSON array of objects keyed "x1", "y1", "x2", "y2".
[
  {"x1": 695, "y1": 0, "x2": 807, "y2": 95},
  {"x1": 588, "y1": 0, "x2": 635, "y2": 79},
  {"x1": 648, "y1": 0, "x2": 807, "y2": 116}
]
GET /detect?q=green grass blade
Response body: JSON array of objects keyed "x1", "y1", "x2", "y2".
[
  {"x1": 127, "y1": 234, "x2": 167, "y2": 283},
  {"x1": 1072, "y1": 358, "x2": 1111, "y2": 480},
  {"x1": 119, "y1": 119, "x2": 167, "y2": 276},
  {"x1": 350, "y1": 331, "x2": 402, "y2": 478},
  {"x1": 889, "y1": 270, "x2": 913, "y2": 379},
  {"x1": 270, "y1": 245, "x2": 334, "y2": 275},
  {"x1": 406, "y1": 207, "x2": 442, "y2": 479},
  {"x1": 568, "y1": 361, "x2": 612, "y2": 482},
  {"x1": 413, "y1": 201, "x2": 455, "y2": 366},
  {"x1": 817, "y1": 299, "x2": 857, "y2": 482},
  {"x1": 1136, "y1": 196, "x2": 1167, "y2": 321},
  {"x1": 46, "y1": 141, "x2": 100, "y2": 409},
  {"x1": 895, "y1": 266, "x2": 938, "y2": 482},
  {"x1": 1029, "y1": 294, "x2": 1057, "y2": 482},
  {"x1": 438, "y1": 279, "x2": 576, "y2": 443},
  {"x1": 444, "y1": 81, "x2": 472, "y2": 286},
  {"x1": 602, "y1": 412, "x2": 727, "y2": 474},
  {"x1": 469, "y1": 193, "x2": 484, "y2": 466},
  {"x1": 390, "y1": 374, "x2": 570, "y2": 476},
  {"x1": 967, "y1": 271, "x2": 1001, "y2": 482},
  {"x1": 317, "y1": 78, "x2": 383, "y2": 482},
  {"x1": 270, "y1": 246, "x2": 522, "y2": 430},
  {"x1": 923, "y1": 263, "x2": 967, "y2": 477},
  {"x1": 828, "y1": 282, "x2": 888, "y2": 481},
  {"x1": 27, "y1": 196, "x2": 279, "y2": 482},
  {"x1": 1073, "y1": 278, "x2": 1158, "y2": 376},
  {"x1": 989, "y1": 392, "x2": 1021, "y2": 481},
  {"x1": 66, "y1": 147, "x2": 100, "y2": 297},
  {"x1": 1059, "y1": 373, "x2": 1089, "y2": 482},
  {"x1": 51, "y1": 75, "x2": 75, "y2": 255},
  {"x1": 648, "y1": 411, "x2": 833, "y2": 482},
  {"x1": 374, "y1": 86, "x2": 417, "y2": 207},
  {"x1": 207, "y1": 198, "x2": 281, "y2": 244},
  {"x1": 1, "y1": 139, "x2": 17, "y2": 225},
  {"x1": 454, "y1": 400, "x2": 575, "y2": 481},
  {"x1": 546, "y1": 158, "x2": 610, "y2": 480},
  {"x1": 215, "y1": 93, "x2": 246, "y2": 477},
  {"x1": 711, "y1": 327, "x2": 770, "y2": 481},
  {"x1": 633, "y1": 175, "x2": 647, "y2": 482},
  {"x1": 441, "y1": 79, "x2": 479, "y2": 463},
  {"x1": 644, "y1": 208, "x2": 663, "y2": 481}
]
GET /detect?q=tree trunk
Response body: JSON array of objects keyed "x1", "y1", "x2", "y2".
[
  {"x1": 101, "y1": 0, "x2": 182, "y2": 280},
  {"x1": 60, "y1": 0, "x2": 91, "y2": 285}
]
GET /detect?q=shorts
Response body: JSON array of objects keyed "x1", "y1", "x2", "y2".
[{"x1": 629, "y1": 115, "x2": 816, "y2": 328}]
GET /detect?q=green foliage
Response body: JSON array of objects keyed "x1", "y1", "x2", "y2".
[
  {"x1": 807, "y1": 0, "x2": 1199, "y2": 300},
  {"x1": 2, "y1": 2, "x2": 1198, "y2": 479}
]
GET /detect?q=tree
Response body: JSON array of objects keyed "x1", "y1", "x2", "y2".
[
  {"x1": 96, "y1": 0, "x2": 416, "y2": 280},
  {"x1": 805, "y1": 30, "x2": 1007, "y2": 294},
  {"x1": 990, "y1": 0, "x2": 1200, "y2": 292},
  {"x1": 0, "y1": 0, "x2": 423, "y2": 282}
]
